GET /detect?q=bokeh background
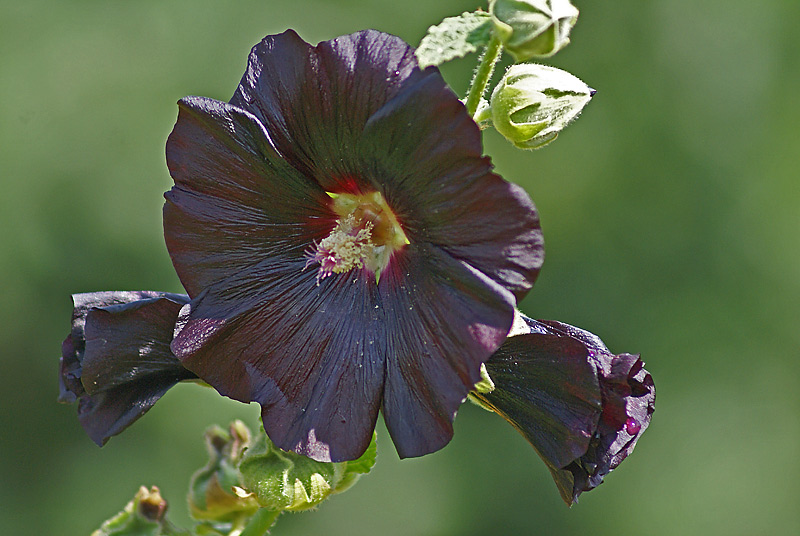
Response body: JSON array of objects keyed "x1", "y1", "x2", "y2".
[{"x1": 2, "y1": 0, "x2": 798, "y2": 534}]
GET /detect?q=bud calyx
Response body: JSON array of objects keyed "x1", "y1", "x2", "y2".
[
  {"x1": 490, "y1": 0, "x2": 579, "y2": 61},
  {"x1": 489, "y1": 63, "x2": 594, "y2": 149}
]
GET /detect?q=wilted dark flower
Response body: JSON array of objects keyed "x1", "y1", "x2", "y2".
[
  {"x1": 58, "y1": 291, "x2": 196, "y2": 445},
  {"x1": 162, "y1": 29, "x2": 544, "y2": 463},
  {"x1": 472, "y1": 314, "x2": 655, "y2": 505}
]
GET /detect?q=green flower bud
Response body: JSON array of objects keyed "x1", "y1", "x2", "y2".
[
  {"x1": 489, "y1": 63, "x2": 594, "y2": 149},
  {"x1": 238, "y1": 428, "x2": 377, "y2": 512},
  {"x1": 92, "y1": 486, "x2": 179, "y2": 536},
  {"x1": 188, "y1": 421, "x2": 260, "y2": 522},
  {"x1": 490, "y1": 0, "x2": 579, "y2": 61}
]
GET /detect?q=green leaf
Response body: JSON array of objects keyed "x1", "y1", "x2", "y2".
[
  {"x1": 331, "y1": 432, "x2": 378, "y2": 495},
  {"x1": 416, "y1": 11, "x2": 493, "y2": 68},
  {"x1": 343, "y1": 432, "x2": 377, "y2": 475}
]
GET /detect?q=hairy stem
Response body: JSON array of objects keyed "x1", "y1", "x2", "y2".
[
  {"x1": 237, "y1": 509, "x2": 281, "y2": 536},
  {"x1": 464, "y1": 32, "x2": 503, "y2": 117}
]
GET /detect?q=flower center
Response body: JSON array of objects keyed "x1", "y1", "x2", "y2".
[{"x1": 306, "y1": 191, "x2": 409, "y2": 283}]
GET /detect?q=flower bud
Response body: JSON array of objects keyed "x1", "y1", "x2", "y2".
[
  {"x1": 91, "y1": 486, "x2": 170, "y2": 536},
  {"x1": 188, "y1": 421, "x2": 259, "y2": 522},
  {"x1": 490, "y1": 0, "x2": 579, "y2": 61},
  {"x1": 238, "y1": 428, "x2": 377, "y2": 512},
  {"x1": 489, "y1": 63, "x2": 593, "y2": 149}
]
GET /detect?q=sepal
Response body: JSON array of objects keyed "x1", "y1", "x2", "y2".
[
  {"x1": 238, "y1": 428, "x2": 377, "y2": 512},
  {"x1": 489, "y1": 63, "x2": 593, "y2": 149}
]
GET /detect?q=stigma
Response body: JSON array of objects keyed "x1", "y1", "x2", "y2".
[{"x1": 306, "y1": 190, "x2": 409, "y2": 284}]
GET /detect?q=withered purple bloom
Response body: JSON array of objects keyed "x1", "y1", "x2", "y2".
[
  {"x1": 164, "y1": 30, "x2": 544, "y2": 462},
  {"x1": 59, "y1": 291, "x2": 196, "y2": 445},
  {"x1": 472, "y1": 315, "x2": 655, "y2": 505}
]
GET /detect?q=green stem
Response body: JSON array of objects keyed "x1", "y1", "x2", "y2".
[
  {"x1": 227, "y1": 515, "x2": 249, "y2": 536},
  {"x1": 464, "y1": 32, "x2": 503, "y2": 118},
  {"x1": 159, "y1": 521, "x2": 193, "y2": 536},
  {"x1": 237, "y1": 509, "x2": 281, "y2": 536}
]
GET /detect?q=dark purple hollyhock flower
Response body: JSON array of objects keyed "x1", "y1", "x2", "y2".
[
  {"x1": 164, "y1": 30, "x2": 544, "y2": 462},
  {"x1": 471, "y1": 314, "x2": 655, "y2": 505},
  {"x1": 58, "y1": 291, "x2": 196, "y2": 445}
]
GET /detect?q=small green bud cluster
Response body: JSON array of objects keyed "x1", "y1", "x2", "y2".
[
  {"x1": 188, "y1": 421, "x2": 260, "y2": 522},
  {"x1": 486, "y1": 64, "x2": 594, "y2": 149},
  {"x1": 91, "y1": 486, "x2": 183, "y2": 536},
  {"x1": 489, "y1": 0, "x2": 579, "y2": 61},
  {"x1": 93, "y1": 422, "x2": 377, "y2": 535}
]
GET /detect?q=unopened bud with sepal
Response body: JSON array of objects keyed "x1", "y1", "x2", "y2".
[
  {"x1": 188, "y1": 421, "x2": 260, "y2": 522},
  {"x1": 490, "y1": 0, "x2": 579, "y2": 61},
  {"x1": 91, "y1": 486, "x2": 185, "y2": 536},
  {"x1": 486, "y1": 63, "x2": 594, "y2": 149}
]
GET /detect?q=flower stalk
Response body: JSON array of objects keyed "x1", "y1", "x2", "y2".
[
  {"x1": 464, "y1": 32, "x2": 503, "y2": 118},
  {"x1": 236, "y1": 509, "x2": 281, "y2": 536}
]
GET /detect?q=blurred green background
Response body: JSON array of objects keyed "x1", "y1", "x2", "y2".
[{"x1": 1, "y1": 0, "x2": 798, "y2": 534}]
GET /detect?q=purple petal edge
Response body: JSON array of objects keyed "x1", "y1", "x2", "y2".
[
  {"x1": 479, "y1": 315, "x2": 655, "y2": 505},
  {"x1": 59, "y1": 291, "x2": 195, "y2": 445}
]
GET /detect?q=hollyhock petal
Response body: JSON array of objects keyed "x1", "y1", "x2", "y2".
[
  {"x1": 381, "y1": 244, "x2": 516, "y2": 458},
  {"x1": 59, "y1": 335, "x2": 83, "y2": 403},
  {"x1": 532, "y1": 318, "x2": 611, "y2": 354},
  {"x1": 59, "y1": 292, "x2": 195, "y2": 445},
  {"x1": 230, "y1": 30, "x2": 426, "y2": 181},
  {"x1": 476, "y1": 333, "x2": 601, "y2": 469},
  {"x1": 574, "y1": 353, "x2": 656, "y2": 490},
  {"x1": 165, "y1": 97, "x2": 331, "y2": 296},
  {"x1": 82, "y1": 297, "x2": 193, "y2": 393},
  {"x1": 552, "y1": 352, "x2": 655, "y2": 504},
  {"x1": 76, "y1": 371, "x2": 186, "y2": 446},
  {"x1": 59, "y1": 291, "x2": 174, "y2": 403},
  {"x1": 361, "y1": 74, "x2": 544, "y2": 299},
  {"x1": 172, "y1": 268, "x2": 385, "y2": 463},
  {"x1": 477, "y1": 315, "x2": 655, "y2": 505},
  {"x1": 172, "y1": 242, "x2": 516, "y2": 462}
]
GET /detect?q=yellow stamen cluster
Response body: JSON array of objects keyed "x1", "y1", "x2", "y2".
[
  {"x1": 317, "y1": 214, "x2": 374, "y2": 275},
  {"x1": 307, "y1": 190, "x2": 409, "y2": 284}
]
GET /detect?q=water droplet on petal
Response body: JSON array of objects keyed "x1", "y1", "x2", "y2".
[{"x1": 625, "y1": 417, "x2": 641, "y2": 435}]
